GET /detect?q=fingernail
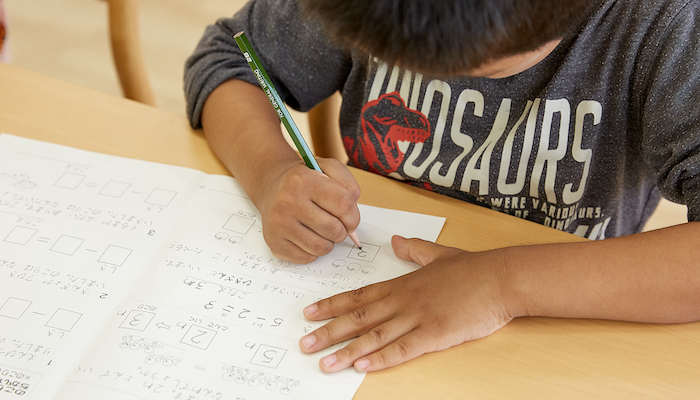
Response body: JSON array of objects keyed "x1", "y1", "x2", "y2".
[
  {"x1": 355, "y1": 359, "x2": 370, "y2": 371},
  {"x1": 301, "y1": 334, "x2": 316, "y2": 350},
  {"x1": 321, "y1": 354, "x2": 337, "y2": 369},
  {"x1": 304, "y1": 303, "x2": 318, "y2": 316}
]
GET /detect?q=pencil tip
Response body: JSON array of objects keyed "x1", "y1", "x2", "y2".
[{"x1": 348, "y1": 231, "x2": 362, "y2": 249}]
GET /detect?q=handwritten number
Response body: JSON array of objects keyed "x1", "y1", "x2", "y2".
[
  {"x1": 262, "y1": 350, "x2": 277, "y2": 363},
  {"x1": 190, "y1": 329, "x2": 208, "y2": 344},
  {"x1": 129, "y1": 313, "x2": 143, "y2": 326}
]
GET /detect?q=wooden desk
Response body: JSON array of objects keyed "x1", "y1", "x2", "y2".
[{"x1": 1, "y1": 63, "x2": 698, "y2": 399}]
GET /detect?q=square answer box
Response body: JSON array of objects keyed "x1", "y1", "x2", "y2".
[
  {"x1": 54, "y1": 172, "x2": 85, "y2": 189},
  {"x1": 50, "y1": 235, "x2": 84, "y2": 256},
  {"x1": 46, "y1": 308, "x2": 82, "y2": 331},
  {"x1": 98, "y1": 245, "x2": 132, "y2": 266},
  {"x1": 347, "y1": 243, "x2": 380, "y2": 263},
  {"x1": 181, "y1": 325, "x2": 217, "y2": 350},
  {"x1": 0, "y1": 297, "x2": 33, "y2": 319},
  {"x1": 145, "y1": 188, "x2": 177, "y2": 207},
  {"x1": 222, "y1": 214, "x2": 255, "y2": 235},
  {"x1": 119, "y1": 310, "x2": 155, "y2": 332},
  {"x1": 4, "y1": 226, "x2": 37, "y2": 245},
  {"x1": 99, "y1": 180, "x2": 131, "y2": 197},
  {"x1": 251, "y1": 344, "x2": 287, "y2": 369}
]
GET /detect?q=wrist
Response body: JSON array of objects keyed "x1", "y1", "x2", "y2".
[{"x1": 495, "y1": 246, "x2": 532, "y2": 319}]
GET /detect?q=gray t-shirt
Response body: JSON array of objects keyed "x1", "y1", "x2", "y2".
[{"x1": 185, "y1": 0, "x2": 700, "y2": 240}]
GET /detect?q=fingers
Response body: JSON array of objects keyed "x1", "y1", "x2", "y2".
[
  {"x1": 299, "y1": 285, "x2": 390, "y2": 354},
  {"x1": 303, "y1": 284, "x2": 387, "y2": 321},
  {"x1": 270, "y1": 238, "x2": 319, "y2": 265},
  {"x1": 318, "y1": 158, "x2": 362, "y2": 203},
  {"x1": 391, "y1": 235, "x2": 448, "y2": 266},
  {"x1": 263, "y1": 200, "x2": 334, "y2": 263},
  {"x1": 261, "y1": 160, "x2": 361, "y2": 262},
  {"x1": 309, "y1": 176, "x2": 361, "y2": 241},
  {"x1": 300, "y1": 303, "x2": 395, "y2": 356},
  {"x1": 296, "y1": 239, "x2": 512, "y2": 374},
  {"x1": 300, "y1": 291, "x2": 446, "y2": 373},
  {"x1": 312, "y1": 160, "x2": 361, "y2": 237},
  {"x1": 316, "y1": 158, "x2": 362, "y2": 237},
  {"x1": 318, "y1": 319, "x2": 420, "y2": 373},
  {"x1": 299, "y1": 285, "x2": 408, "y2": 371},
  {"x1": 336, "y1": 329, "x2": 433, "y2": 373}
]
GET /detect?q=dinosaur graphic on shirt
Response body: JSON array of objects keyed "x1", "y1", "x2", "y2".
[{"x1": 346, "y1": 91, "x2": 431, "y2": 175}]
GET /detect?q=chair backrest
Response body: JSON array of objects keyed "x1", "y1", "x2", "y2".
[
  {"x1": 105, "y1": 0, "x2": 346, "y2": 161},
  {"x1": 106, "y1": 0, "x2": 155, "y2": 106},
  {"x1": 306, "y1": 92, "x2": 346, "y2": 161}
]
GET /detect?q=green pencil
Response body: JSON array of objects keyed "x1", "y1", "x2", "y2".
[
  {"x1": 233, "y1": 31, "x2": 321, "y2": 172},
  {"x1": 233, "y1": 31, "x2": 362, "y2": 249}
]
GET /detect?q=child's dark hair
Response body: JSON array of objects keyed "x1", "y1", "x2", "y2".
[{"x1": 300, "y1": 0, "x2": 601, "y2": 76}]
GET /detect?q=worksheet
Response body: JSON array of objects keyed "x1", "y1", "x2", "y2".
[{"x1": 0, "y1": 134, "x2": 445, "y2": 400}]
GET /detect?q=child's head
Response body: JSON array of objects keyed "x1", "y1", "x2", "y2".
[{"x1": 300, "y1": 0, "x2": 601, "y2": 77}]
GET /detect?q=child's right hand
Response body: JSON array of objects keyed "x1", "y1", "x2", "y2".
[
  {"x1": 199, "y1": 80, "x2": 359, "y2": 264},
  {"x1": 255, "y1": 157, "x2": 361, "y2": 264}
]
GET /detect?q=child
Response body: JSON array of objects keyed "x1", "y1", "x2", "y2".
[{"x1": 185, "y1": 0, "x2": 700, "y2": 373}]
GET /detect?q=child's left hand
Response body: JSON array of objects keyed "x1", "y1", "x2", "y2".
[{"x1": 299, "y1": 235, "x2": 518, "y2": 372}]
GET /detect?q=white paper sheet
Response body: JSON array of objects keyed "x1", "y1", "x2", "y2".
[{"x1": 0, "y1": 133, "x2": 445, "y2": 400}]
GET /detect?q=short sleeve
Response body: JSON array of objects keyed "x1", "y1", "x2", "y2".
[
  {"x1": 183, "y1": 0, "x2": 352, "y2": 128},
  {"x1": 639, "y1": 1, "x2": 700, "y2": 221}
]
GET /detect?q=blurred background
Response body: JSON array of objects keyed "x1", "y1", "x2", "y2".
[
  {"x1": 4, "y1": 0, "x2": 246, "y2": 116},
  {"x1": 1, "y1": 0, "x2": 688, "y2": 231}
]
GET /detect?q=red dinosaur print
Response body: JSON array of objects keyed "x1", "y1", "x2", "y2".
[{"x1": 347, "y1": 92, "x2": 431, "y2": 175}]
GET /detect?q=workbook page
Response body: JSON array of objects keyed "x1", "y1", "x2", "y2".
[
  {"x1": 0, "y1": 133, "x2": 446, "y2": 400},
  {"x1": 0, "y1": 134, "x2": 204, "y2": 399},
  {"x1": 56, "y1": 173, "x2": 445, "y2": 400}
]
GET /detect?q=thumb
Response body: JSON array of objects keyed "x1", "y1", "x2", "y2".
[{"x1": 391, "y1": 235, "x2": 445, "y2": 267}]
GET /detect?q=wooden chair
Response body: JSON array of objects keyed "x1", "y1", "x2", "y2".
[
  {"x1": 106, "y1": 0, "x2": 154, "y2": 106},
  {"x1": 306, "y1": 92, "x2": 346, "y2": 161},
  {"x1": 104, "y1": 0, "x2": 346, "y2": 161}
]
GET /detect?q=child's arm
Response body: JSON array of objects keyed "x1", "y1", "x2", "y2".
[
  {"x1": 299, "y1": 222, "x2": 700, "y2": 372},
  {"x1": 201, "y1": 79, "x2": 361, "y2": 263}
]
